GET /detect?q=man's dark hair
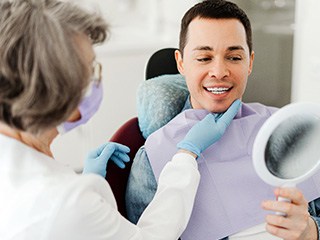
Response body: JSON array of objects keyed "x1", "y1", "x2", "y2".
[{"x1": 179, "y1": 0, "x2": 252, "y2": 54}]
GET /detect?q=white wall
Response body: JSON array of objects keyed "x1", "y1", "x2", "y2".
[
  {"x1": 51, "y1": 0, "x2": 199, "y2": 171},
  {"x1": 291, "y1": 0, "x2": 320, "y2": 103}
]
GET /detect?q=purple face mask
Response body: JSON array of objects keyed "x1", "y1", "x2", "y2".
[{"x1": 57, "y1": 81, "x2": 103, "y2": 134}]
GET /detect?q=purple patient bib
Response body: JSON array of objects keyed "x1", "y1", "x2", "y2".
[{"x1": 145, "y1": 103, "x2": 320, "y2": 240}]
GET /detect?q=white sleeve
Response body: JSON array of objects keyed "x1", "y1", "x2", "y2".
[
  {"x1": 47, "y1": 152, "x2": 199, "y2": 240},
  {"x1": 136, "y1": 152, "x2": 200, "y2": 239}
]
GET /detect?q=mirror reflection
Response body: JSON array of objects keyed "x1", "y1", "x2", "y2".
[{"x1": 265, "y1": 114, "x2": 320, "y2": 179}]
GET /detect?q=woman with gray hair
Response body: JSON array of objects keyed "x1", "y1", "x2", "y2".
[{"x1": 0, "y1": 0, "x2": 241, "y2": 239}]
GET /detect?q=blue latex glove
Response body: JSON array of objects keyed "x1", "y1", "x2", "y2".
[
  {"x1": 82, "y1": 142, "x2": 130, "y2": 177},
  {"x1": 177, "y1": 99, "x2": 242, "y2": 157}
]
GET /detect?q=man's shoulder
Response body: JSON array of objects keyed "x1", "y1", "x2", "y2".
[
  {"x1": 146, "y1": 108, "x2": 207, "y2": 140},
  {"x1": 151, "y1": 102, "x2": 277, "y2": 131},
  {"x1": 244, "y1": 102, "x2": 278, "y2": 116},
  {"x1": 145, "y1": 102, "x2": 278, "y2": 144}
]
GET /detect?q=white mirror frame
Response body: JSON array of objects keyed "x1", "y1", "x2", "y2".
[{"x1": 253, "y1": 102, "x2": 320, "y2": 187}]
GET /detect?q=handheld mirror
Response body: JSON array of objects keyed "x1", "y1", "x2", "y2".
[{"x1": 253, "y1": 102, "x2": 320, "y2": 207}]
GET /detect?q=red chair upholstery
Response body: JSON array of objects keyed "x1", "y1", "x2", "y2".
[{"x1": 106, "y1": 117, "x2": 145, "y2": 218}]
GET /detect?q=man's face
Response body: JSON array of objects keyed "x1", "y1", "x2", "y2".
[{"x1": 175, "y1": 17, "x2": 254, "y2": 113}]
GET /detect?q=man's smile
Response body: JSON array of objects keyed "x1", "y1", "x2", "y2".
[{"x1": 204, "y1": 86, "x2": 232, "y2": 95}]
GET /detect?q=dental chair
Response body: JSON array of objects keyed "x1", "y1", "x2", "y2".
[
  {"x1": 106, "y1": 47, "x2": 179, "y2": 218},
  {"x1": 145, "y1": 48, "x2": 179, "y2": 79},
  {"x1": 106, "y1": 117, "x2": 145, "y2": 217}
]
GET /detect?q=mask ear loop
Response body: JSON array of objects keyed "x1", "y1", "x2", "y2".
[
  {"x1": 57, "y1": 60, "x2": 103, "y2": 134},
  {"x1": 57, "y1": 81, "x2": 103, "y2": 135}
]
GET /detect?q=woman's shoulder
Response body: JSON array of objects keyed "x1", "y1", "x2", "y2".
[{"x1": 40, "y1": 174, "x2": 124, "y2": 239}]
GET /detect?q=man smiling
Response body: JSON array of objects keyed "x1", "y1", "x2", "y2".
[
  {"x1": 176, "y1": 17, "x2": 254, "y2": 113},
  {"x1": 126, "y1": 1, "x2": 320, "y2": 239}
]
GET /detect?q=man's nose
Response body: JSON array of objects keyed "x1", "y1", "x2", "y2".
[{"x1": 208, "y1": 58, "x2": 229, "y2": 79}]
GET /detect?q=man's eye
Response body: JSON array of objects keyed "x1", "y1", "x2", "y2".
[
  {"x1": 227, "y1": 56, "x2": 242, "y2": 61},
  {"x1": 197, "y1": 57, "x2": 211, "y2": 62}
]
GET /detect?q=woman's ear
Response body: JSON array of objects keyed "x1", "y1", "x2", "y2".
[{"x1": 66, "y1": 108, "x2": 81, "y2": 122}]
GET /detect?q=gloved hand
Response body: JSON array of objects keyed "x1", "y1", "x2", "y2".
[
  {"x1": 177, "y1": 99, "x2": 241, "y2": 157},
  {"x1": 82, "y1": 142, "x2": 130, "y2": 177}
]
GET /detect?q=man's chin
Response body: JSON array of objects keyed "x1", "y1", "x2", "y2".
[
  {"x1": 205, "y1": 104, "x2": 231, "y2": 114},
  {"x1": 207, "y1": 99, "x2": 241, "y2": 113}
]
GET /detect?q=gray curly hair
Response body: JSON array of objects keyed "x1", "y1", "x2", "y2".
[{"x1": 0, "y1": 0, "x2": 108, "y2": 134}]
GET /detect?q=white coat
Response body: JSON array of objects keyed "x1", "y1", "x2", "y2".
[{"x1": 0, "y1": 134, "x2": 200, "y2": 240}]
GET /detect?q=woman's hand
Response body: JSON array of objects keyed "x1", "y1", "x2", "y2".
[
  {"x1": 262, "y1": 187, "x2": 318, "y2": 240},
  {"x1": 177, "y1": 99, "x2": 241, "y2": 157},
  {"x1": 82, "y1": 142, "x2": 130, "y2": 177}
]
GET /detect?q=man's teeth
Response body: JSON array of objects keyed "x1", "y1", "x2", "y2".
[{"x1": 206, "y1": 87, "x2": 230, "y2": 94}]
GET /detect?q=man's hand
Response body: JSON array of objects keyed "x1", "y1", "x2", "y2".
[{"x1": 262, "y1": 187, "x2": 318, "y2": 240}]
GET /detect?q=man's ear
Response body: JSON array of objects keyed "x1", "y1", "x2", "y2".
[
  {"x1": 175, "y1": 49, "x2": 185, "y2": 75},
  {"x1": 248, "y1": 51, "x2": 255, "y2": 75}
]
